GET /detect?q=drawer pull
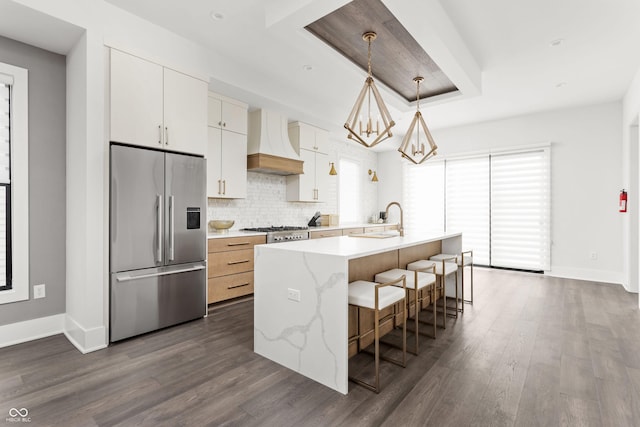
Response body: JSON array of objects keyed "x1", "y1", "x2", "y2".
[
  {"x1": 228, "y1": 259, "x2": 250, "y2": 265},
  {"x1": 227, "y1": 282, "x2": 250, "y2": 290},
  {"x1": 227, "y1": 242, "x2": 251, "y2": 247}
]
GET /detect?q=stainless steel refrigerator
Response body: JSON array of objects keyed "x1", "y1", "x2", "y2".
[{"x1": 110, "y1": 144, "x2": 206, "y2": 342}]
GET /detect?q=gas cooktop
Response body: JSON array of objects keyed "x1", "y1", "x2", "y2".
[
  {"x1": 241, "y1": 226, "x2": 308, "y2": 232},
  {"x1": 241, "y1": 226, "x2": 309, "y2": 243}
]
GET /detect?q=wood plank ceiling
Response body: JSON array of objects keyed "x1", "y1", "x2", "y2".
[{"x1": 305, "y1": 0, "x2": 458, "y2": 102}]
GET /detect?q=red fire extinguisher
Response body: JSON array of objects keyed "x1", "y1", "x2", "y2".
[{"x1": 620, "y1": 189, "x2": 628, "y2": 213}]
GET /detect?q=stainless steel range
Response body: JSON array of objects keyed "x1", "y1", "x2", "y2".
[{"x1": 241, "y1": 226, "x2": 309, "y2": 243}]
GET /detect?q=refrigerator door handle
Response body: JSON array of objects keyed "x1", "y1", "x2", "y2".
[
  {"x1": 169, "y1": 195, "x2": 175, "y2": 261},
  {"x1": 115, "y1": 264, "x2": 206, "y2": 282},
  {"x1": 156, "y1": 195, "x2": 163, "y2": 263}
]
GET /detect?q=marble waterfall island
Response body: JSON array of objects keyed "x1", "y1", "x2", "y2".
[{"x1": 253, "y1": 231, "x2": 462, "y2": 394}]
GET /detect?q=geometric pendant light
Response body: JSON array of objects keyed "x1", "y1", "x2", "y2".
[
  {"x1": 398, "y1": 76, "x2": 437, "y2": 164},
  {"x1": 344, "y1": 32, "x2": 395, "y2": 148}
]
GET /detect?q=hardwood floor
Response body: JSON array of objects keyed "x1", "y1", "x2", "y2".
[{"x1": 2, "y1": 268, "x2": 640, "y2": 426}]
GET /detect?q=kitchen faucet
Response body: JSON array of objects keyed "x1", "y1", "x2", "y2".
[{"x1": 385, "y1": 201, "x2": 404, "y2": 236}]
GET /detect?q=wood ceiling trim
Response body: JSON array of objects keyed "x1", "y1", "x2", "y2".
[{"x1": 305, "y1": 0, "x2": 458, "y2": 102}]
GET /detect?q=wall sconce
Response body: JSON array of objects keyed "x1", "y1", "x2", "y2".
[
  {"x1": 368, "y1": 169, "x2": 379, "y2": 182},
  {"x1": 329, "y1": 162, "x2": 337, "y2": 176}
]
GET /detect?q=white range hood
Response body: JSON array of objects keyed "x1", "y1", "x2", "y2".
[{"x1": 247, "y1": 109, "x2": 304, "y2": 176}]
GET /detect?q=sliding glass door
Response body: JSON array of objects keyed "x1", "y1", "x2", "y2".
[{"x1": 403, "y1": 147, "x2": 550, "y2": 271}]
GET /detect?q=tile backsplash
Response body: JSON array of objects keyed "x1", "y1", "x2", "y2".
[{"x1": 207, "y1": 137, "x2": 378, "y2": 229}]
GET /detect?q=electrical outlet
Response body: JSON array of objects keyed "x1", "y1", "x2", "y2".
[
  {"x1": 287, "y1": 288, "x2": 301, "y2": 302},
  {"x1": 33, "y1": 284, "x2": 46, "y2": 299},
  {"x1": 590, "y1": 252, "x2": 598, "y2": 260}
]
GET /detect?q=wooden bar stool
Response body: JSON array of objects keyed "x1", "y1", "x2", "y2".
[
  {"x1": 348, "y1": 277, "x2": 407, "y2": 393},
  {"x1": 374, "y1": 268, "x2": 436, "y2": 355},
  {"x1": 407, "y1": 258, "x2": 458, "y2": 324}
]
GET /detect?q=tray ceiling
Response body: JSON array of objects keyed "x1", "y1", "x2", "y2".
[{"x1": 305, "y1": 0, "x2": 458, "y2": 103}]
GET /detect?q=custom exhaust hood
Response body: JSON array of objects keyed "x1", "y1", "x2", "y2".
[{"x1": 247, "y1": 109, "x2": 304, "y2": 175}]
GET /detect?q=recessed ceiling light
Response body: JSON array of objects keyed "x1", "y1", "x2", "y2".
[
  {"x1": 555, "y1": 82, "x2": 567, "y2": 88},
  {"x1": 302, "y1": 65, "x2": 313, "y2": 72},
  {"x1": 210, "y1": 11, "x2": 225, "y2": 21},
  {"x1": 550, "y1": 38, "x2": 564, "y2": 47}
]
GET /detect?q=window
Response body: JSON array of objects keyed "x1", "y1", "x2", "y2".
[
  {"x1": 403, "y1": 147, "x2": 550, "y2": 272},
  {"x1": 338, "y1": 158, "x2": 362, "y2": 223},
  {"x1": 0, "y1": 62, "x2": 28, "y2": 304},
  {"x1": 446, "y1": 157, "x2": 491, "y2": 265},
  {"x1": 403, "y1": 160, "x2": 445, "y2": 235},
  {"x1": 0, "y1": 82, "x2": 10, "y2": 291},
  {"x1": 491, "y1": 149, "x2": 551, "y2": 270}
]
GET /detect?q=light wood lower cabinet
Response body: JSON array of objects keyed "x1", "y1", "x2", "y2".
[
  {"x1": 309, "y1": 229, "x2": 343, "y2": 239},
  {"x1": 207, "y1": 235, "x2": 265, "y2": 304},
  {"x1": 342, "y1": 227, "x2": 364, "y2": 236}
]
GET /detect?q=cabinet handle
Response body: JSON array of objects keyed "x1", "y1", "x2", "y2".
[
  {"x1": 223, "y1": 122, "x2": 227, "y2": 127},
  {"x1": 165, "y1": 127, "x2": 169, "y2": 145},
  {"x1": 223, "y1": 180, "x2": 226, "y2": 195},
  {"x1": 158, "y1": 125, "x2": 162, "y2": 145},
  {"x1": 218, "y1": 179, "x2": 222, "y2": 195},
  {"x1": 227, "y1": 242, "x2": 250, "y2": 246},
  {"x1": 228, "y1": 259, "x2": 250, "y2": 265},
  {"x1": 227, "y1": 282, "x2": 250, "y2": 290},
  {"x1": 218, "y1": 121, "x2": 222, "y2": 127}
]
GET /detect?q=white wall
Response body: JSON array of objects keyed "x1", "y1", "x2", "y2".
[
  {"x1": 623, "y1": 64, "x2": 640, "y2": 297},
  {"x1": 379, "y1": 102, "x2": 625, "y2": 286}
]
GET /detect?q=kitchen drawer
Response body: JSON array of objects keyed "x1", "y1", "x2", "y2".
[
  {"x1": 310, "y1": 229, "x2": 342, "y2": 239},
  {"x1": 208, "y1": 235, "x2": 265, "y2": 253},
  {"x1": 208, "y1": 248, "x2": 254, "y2": 277},
  {"x1": 208, "y1": 271, "x2": 253, "y2": 304},
  {"x1": 342, "y1": 227, "x2": 364, "y2": 236},
  {"x1": 363, "y1": 226, "x2": 382, "y2": 233},
  {"x1": 385, "y1": 225, "x2": 398, "y2": 231}
]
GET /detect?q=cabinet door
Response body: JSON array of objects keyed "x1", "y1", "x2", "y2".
[
  {"x1": 164, "y1": 68, "x2": 207, "y2": 155},
  {"x1": 222, "y1": 102, "x2": 248, "y2": 135},
  {"x1": 298, "y1": 149, "x2": 317, "y2": 202},
  {"x1": 314, "y1": 128, "x2": 329, "y2": 154},
  {"x1": 220, "y1": 131, "x2": 247, "y2": 198},
  {"x1": 315, "y1": 151, "x2": 328, "y2": 202},
  {"x1": 110, "y1": 50, "x2": 163, "y2": 148},
  {"x1": 207, "y1": 96, "x2": 222, "y2": 129},
  {"x1": 206, "y1": 127, "x2": 223, "y2": 198}
]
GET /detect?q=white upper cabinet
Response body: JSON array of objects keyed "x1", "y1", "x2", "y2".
[
  {"x1": 208, "y1": 96, "x2": 248, "y2": 135},
  {"x1": 207, "y1": 93, "x2": 248, "y2": 199},
  {"x1": 286, "y1": 122, "x2": 329, "y2": 202},
  {"x1": 207, "y1": 127, "x2": 247, "y2": 199},
  {"x1": 288, "y1": 121, "x2": 328, "y2": 154},
  {"x1": 109, "y1": 49, "x2": 207, "y2": 155},
  {"x1": 286, "y1": 149, "x2": 328, "y2": 202}
]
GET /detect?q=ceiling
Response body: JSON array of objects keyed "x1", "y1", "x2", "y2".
[
  {"x1": 305, "y1": 0, "x2": 458, "y2": 102},
  {"x1": 46, "y1": 1, "x2": 640, "y2": 151}
]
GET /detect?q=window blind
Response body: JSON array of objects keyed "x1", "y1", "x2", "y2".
[
  {"x1": 339, "y1": 158, "x2": 361, "y2": 223},
  {"x1": 490, "y1": 149, "x2": 550, "y2": 270},
  {"x1": 402, "y1": 161, "x2": 445, "y2": 235},
  {"x1": 0, "y1": 83, "x2": 9, "y2": 288},
  {"x1": 445, "y1": 157, "x2": 490, "y2": 265},
  {"x1": 0, "y1": 83, "x2": 9, "y2": 183}
]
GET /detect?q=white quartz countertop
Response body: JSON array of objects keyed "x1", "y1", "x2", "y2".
[
  {"x1": 207, "y1": 230, "x2": 267, "y2": 239},
  {"x1": 258, "y1": 231, "x2": 462, "y2": 259}
]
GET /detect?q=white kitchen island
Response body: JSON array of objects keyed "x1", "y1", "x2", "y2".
[{"x1": 253, "y1": 231, "x2": 462, "y2": 394}]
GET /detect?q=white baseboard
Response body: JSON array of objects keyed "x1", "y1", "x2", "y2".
[
  {"x1": 64, "y1": 314, "x2": 108, "y2": 354},
  {"x1": 0, "y1": 314, "x2": 65, "y2": 349},
  {"x1": 547, "y1": 266, "x2": 627, "y2": 289}
]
